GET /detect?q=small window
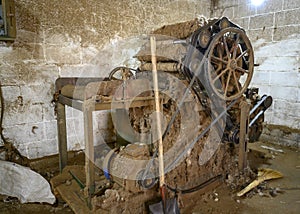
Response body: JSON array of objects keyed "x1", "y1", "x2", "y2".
[{"x1": 0, "y1": 0, "x2": 16, "y2": 41}]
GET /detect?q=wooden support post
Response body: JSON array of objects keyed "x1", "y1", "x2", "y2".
[
  {"x1": 83, "y1": 101, "x2": 95, "y2": 209},
  {"x1": 239, "y1": 100, "x2": 250, "y2": 171},
  {"x1": 57, "y1": 102, "x2": 68, "y2": 172}
]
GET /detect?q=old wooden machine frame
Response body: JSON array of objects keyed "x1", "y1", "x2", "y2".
[
  {"x1": 53, "y1": 17, "x2": 273, "y2": 212},
  {"x1": 54, "y1": 77, "x2": 161, "y2": 208}
]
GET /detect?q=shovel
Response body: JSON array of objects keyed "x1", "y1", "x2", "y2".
[{"x1": 149, "y1": 36, "x2": 180, "y2": 214}]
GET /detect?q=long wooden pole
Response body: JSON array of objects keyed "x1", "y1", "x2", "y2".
[{"x1": 150, "y1": 36, "x2": 166, "y2": 199}]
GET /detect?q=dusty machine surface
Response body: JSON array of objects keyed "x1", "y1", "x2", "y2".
[{"x1": 52, "y1": 17, "x2": 272, "y2": 213}]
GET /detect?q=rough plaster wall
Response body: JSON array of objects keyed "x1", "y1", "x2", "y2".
[
  {"x1": 0, "y1": 0, "x2": 211, "y2": 159},
  {"x1": 212, "y1": 0, "x2": 300, "y2": 146}
]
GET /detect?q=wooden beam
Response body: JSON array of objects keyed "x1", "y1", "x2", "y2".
[
  {"x1": 83, "y1": 101, "x2": 95, "y2": 209},
  {"x1": 239, "y1": 100, "x2": 250, "y2": 171},
  {"x1": 57, "y1": 102, "x2": 68, "y2": 172}
]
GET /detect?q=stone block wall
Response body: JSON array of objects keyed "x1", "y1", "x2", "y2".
[
  {"x1": 212, "y1": 0, "x2": 300, "y2": 147},
  {"x1": 0, "y1": 0, "x2": 211, "y2": 159},
  {"x1": 1, "y1": 0, "x2": 299, "y2": 159}
]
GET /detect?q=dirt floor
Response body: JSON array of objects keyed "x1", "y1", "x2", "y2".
[
  {"x1": 0, "y1": 141, "x2": 299, "y2": 214},
  {"x1": 181, "y1": 141, "x2": 300, "y2": 214}
]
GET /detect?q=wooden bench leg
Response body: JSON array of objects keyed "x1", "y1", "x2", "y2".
[
  {"x1": 83, "y1": 103, "x2": 95, "y2": 209},
  {"x1": 57, "y1": 102, "x2": 68, "y2": 172}
]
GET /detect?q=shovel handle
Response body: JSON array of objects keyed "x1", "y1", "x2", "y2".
[
  {"x1": 160, "y1": 184, "x2": 167, "y2": 210},
  {"x1": 150, "y1": 36, "x2": 165, "y2": 187}
]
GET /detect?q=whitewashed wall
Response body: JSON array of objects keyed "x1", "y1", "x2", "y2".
[{"x1": 213, "y1": 0, "x2": 300, "y2": 146}]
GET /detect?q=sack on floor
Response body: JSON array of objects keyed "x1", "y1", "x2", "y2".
[{"x1": 0, "y1": 160, "x2": 56, "y2": 204}]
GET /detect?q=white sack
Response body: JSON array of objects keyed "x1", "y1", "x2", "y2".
[{"x1": 0, "y1": 160, "x2": 56, "y2": 204}]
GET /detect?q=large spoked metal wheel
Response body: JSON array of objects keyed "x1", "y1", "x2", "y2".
[{"x1": 206, "y1": 27, "x2": 254, "y2": 101}]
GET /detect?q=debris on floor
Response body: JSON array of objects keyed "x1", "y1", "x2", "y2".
[
  {"x1": 0, "y1": 160, "x2": 56, "y2": 204},
  {"x1": 237, "y1": 168, "x2": 283, "y2": 197},
  {"x1": 0, "y1": 141, "x2": 299, "y2": 213},
  {"x1": 50, "y1": 165, "x2": 93, "y2": 214},
  {"x1": 260, "y1": 145, "x2": 284, "y2": 153}
]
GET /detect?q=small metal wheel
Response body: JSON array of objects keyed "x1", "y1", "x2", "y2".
[
  {"x1": 198, "y1": 29, "x2": 211, "y2": 49},
  {"x1": 206, "y1": 27, "x2": 254, "y2": 100},
  {"x1": 108, "y1": 66, "x2": 136, "y2": 80}
]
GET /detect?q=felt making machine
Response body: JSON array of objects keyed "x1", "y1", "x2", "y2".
[{"x1": 52, "y1": 17, "x2": 272, "y2": 213}]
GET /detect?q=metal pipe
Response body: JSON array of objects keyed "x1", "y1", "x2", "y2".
[
  {"x1": 249, "y1": 95, "x2": 272, "y2": 115},
  {"x1": 69, "y1": 170, "x2": 85, "y2": 189}
]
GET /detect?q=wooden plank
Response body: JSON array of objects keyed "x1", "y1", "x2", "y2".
[
  {"x1": 56, "y1": 181, "x2": 92, "y2": 214},
  {"x1": 51, "y1": 165, "x2": 108, "y2": 213},
  {"x1": 55, "y1": 77, "x2": 104, "y2": 91},
  {"x1": 58, "y1": 95, "x2": 83, "y2": 111},
  {"x1": 58, "y1": 94, "x2": 157, "y2": 111},
  {"x1": 51, "y1": 166, "x2": 85, "y2": 189}
]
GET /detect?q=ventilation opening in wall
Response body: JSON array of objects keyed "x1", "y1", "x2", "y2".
[{"x1": 0, "y1": 0, "x2": 16, "y2": 41}]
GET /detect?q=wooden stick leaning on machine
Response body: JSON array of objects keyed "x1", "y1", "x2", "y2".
[{"x1": 150, "y1": 36, "x2": 167, "y2": 210}]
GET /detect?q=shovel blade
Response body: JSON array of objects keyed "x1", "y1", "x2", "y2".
[{"x1": 149, "y1": 198, "x2": 180, "y2": 214}]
